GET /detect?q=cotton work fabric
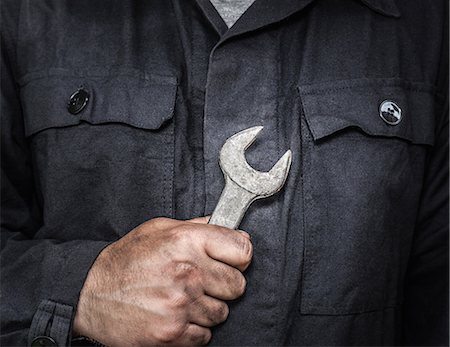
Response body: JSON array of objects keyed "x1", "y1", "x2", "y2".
[{"x1": 1, "y1": 1, "x2": 448, "y2": 346}]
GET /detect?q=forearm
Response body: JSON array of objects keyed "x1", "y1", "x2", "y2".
[{"x1": 1, "y1": 232, "x2": 111, "y2": 346}]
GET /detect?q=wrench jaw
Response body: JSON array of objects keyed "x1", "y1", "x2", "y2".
[
  {"x1": 229, "y1": 126, "x2": 264, "y2": 151},
  {"x1": 265, "y1": 149, "x2": 292, "y2": 197},
  {"x1": 209, "y1": 126, "x2": 292, "y2": 229},
  {"x1": 219, "y1": 126, "x2": 292, "y2": 197}
]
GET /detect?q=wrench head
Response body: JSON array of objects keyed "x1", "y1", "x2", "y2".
[{"x1": 219, "y1": 126, "x2": 292, "y2": 198}]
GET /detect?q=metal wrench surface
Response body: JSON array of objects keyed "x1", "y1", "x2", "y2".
[{"x1": 209, "y1": 126, "x2": 292, "y2": 229}]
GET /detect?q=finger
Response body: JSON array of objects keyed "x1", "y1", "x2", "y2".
[
  {"x1": 146, "y1": 216, "x2": 179, "y2": 230},
  {"x1": 178, "y1": 324, "x2": 212, "y2": 346},
  {"x1": 188, "y1": 295, "x2": 229, "y2": 327},
  {"x1": 237, "y1": 229, "x2": 251, "y2": 240},
  {"x1": 189, "y1": 216, "x2": 210, "y2": 224},
  {"x1": 202, "y1": 261, "x2": 247, "y2": 300},
  {"x1": 200, "y1": 226, "x2": 253, "y2": 271}
]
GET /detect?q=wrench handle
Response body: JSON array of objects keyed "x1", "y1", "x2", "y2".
[{"x1": 208, "y1": 176, "x2": 257, "y2": 229}]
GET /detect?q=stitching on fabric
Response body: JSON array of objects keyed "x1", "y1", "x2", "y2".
[
  {"x1": 49, "y1": 315, "x2": 68, "y2": 345},
  {"x1": 300, "y1": 303, "x2": 402, "y2": 316},
  {"x1": 18, "y1": 69, "x2": 177, "y2": 87},
  {"x1": 298, "y1": 97, "x2": 318, "y2": 139},
  {"x1": 298, "y1": 80, "x2": 438, "y2": 95},
  {"x1": 298, "y1": 110, "x2": 313, "y2": 312},
  {"x1": 28, "y1": 114, "x2": 174, "y2": 137},
  {"x1": 28, "y1": 301, "x2": 56, "y2": 344},
  {"x1": 273, "y1": 25, "x2": 283, "y2": 340},
  {"x1": 299, "y1": 85, "x2": 436, "y2": 95}
]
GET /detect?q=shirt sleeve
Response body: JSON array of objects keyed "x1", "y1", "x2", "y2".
[
  {"x1": 401, "y1": 59, "x2": 449, "y2": 346},
  {"x1": 0, "y1": 12, "x2": 111, "y2": 346}
]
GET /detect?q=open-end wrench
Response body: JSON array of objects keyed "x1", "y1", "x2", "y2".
[{"x1": 209, "y1": 126, "x2": 292, "y2": 229}]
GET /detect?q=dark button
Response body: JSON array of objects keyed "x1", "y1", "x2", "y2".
[
  {"x1": 72, "y1": 336, "x2": 104, "y2": 346},
  {"x1": 31, "y1": 336, "x2": 58, "y2": 347},
  {"x1": 68, "y1": 88, "x2": 89, "y2": 114}
]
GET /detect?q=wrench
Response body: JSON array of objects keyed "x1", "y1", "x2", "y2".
[{"x1": 209, "y1": 126, "x2": 292, "y2": 229}]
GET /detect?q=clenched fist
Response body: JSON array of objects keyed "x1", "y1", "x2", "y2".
[{"x1": 73, "y1": 217, "x2": 253, "y2": 346}]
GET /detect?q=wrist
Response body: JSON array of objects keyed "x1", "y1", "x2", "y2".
[
  {"x1": 73, "y1": 248, "x2": 106, "y2": 337},
  {"x1": 73, "y1": 279, "x2": 93, "y2": 337}
]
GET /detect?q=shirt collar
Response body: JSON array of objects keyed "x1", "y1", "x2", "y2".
[
  {"x1": 197, "y1": 0, "x2": 401, "y2": 42},
  {"x1": 359, "y1": 0, "x2": 401, "y2": 18}
]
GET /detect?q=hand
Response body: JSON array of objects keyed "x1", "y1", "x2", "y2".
[{"x1": 73, "y1": 217, "x2": 252, "y2": 346}]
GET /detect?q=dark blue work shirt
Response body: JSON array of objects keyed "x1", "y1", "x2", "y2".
[{"x1": 1, "y1": 0, "x2": 448, "y2": 346}]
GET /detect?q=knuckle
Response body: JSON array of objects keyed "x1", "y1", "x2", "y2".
[
  {"x1": 171, "y1": 261, "x2": 199, "y2": 281},
  {"x1": 156, "y1": 324, "x2": 186, "y2": 344},
  {"x1": 240, "y1": 238, "x2": 253, "y2": 264},
  {"x1": 149, "y1": 216, "x2": 169, "y2": 228},
  {"x1": 190, "y1": 327, "x2": 212, "y2": 346},
  {"x1": 215, "y1": 302, "x2": 229, "y2": 322},
  {"x1": 233, "y1": 274, "x2": 247, "y2": 297},
  {"x1": 201, "y1": 329, "x2": 212, "y2": 345},
  {"x1": 167, "y1": 289, "x2": 190, "y2": 310},
  {"x1": 172, "y1": 225, "x2": 196, "y2": 244},
  {"x1": 141, "y1": 217, "x2": 171, "y2": 232}
]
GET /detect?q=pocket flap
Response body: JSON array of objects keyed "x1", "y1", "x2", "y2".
[
  {"x1": 298, "y1": 78, "x2": 436, "y2": 146},
  {"x1": 20, "y1": 68, "x2": 177, "y2": 137}
]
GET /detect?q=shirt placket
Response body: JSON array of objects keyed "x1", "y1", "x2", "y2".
[{"x1": 202, "y1": 30, "x2": 288, "y2": 347}]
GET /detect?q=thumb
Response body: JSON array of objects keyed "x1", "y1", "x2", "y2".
[{"x1": 188, "y1": 216, "x2": 210, "y2": 224}]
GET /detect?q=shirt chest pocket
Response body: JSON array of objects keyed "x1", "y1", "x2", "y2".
[
  {"x1": 19, "y1": 68, "x2": 177, "y2": 239},
  {"x1": 297, "y1": 78, "x2": 436, "y2": 314}
]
